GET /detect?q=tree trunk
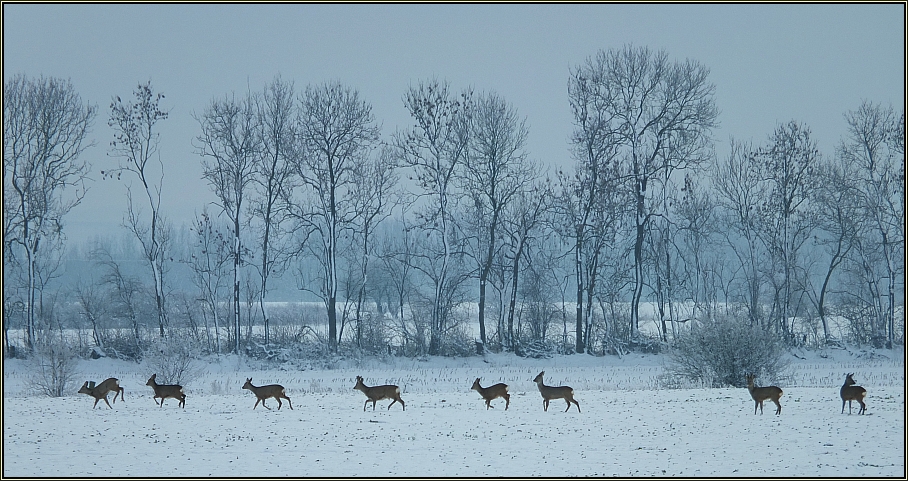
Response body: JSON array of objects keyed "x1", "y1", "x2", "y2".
[
  {"x1": 233, "y1": 231, "x2": 241, "y2": 354},
  {"x1": 574, "y1": 235, "x2": 584, "y2": 354}
]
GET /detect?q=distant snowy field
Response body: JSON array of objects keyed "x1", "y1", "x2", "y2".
[{"x1": 3, "y1": 349, "x2": 904, "y2": 477}]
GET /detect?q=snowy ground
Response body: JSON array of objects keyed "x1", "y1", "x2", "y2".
[{"x1": 3, "y1": 349, "x2": 905, "y2": 477}]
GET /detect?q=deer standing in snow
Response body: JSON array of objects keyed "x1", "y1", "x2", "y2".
[
  {"x1": 533, "y1": 371, "x2": 580, "y2": 413},
  {"x1": 471, "y1": 378, "x2": 510, "y2": 410}
]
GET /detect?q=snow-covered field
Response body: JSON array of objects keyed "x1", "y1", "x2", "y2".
[{"x1": 3, "y1": 349, "x2": 905, "y2": 477}]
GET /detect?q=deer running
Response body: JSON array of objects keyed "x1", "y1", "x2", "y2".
[
  {"x1": 533, "y1": 371, "x2": 580, "y2": 413},
  {"x1": 840, "y1": 373, "x2": 867, "y2": 415},
  {"x1": 145, "y1": 374, "x2": 186, "y2": 408},
  {"x1": 745, "y1": 373, "x2": 783, "y2": 415},
  {"x1": 78, "y1": 378, "x2": 125, "y2": 409},
  {"x1": 353, "y1": 375, "x2": 405, "y2": 411},
  {"x1": 471, "y1": 378, "x2": 510, "y2": 410},
  {"x1": 242, "y1": 378, "x2": 292, "y2": 410}
]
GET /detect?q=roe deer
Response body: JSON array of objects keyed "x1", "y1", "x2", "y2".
[
  {"x1": 745, "y1": 373, "x2": 783, "y2": 415},
  {"x1": 353, "y1": 375, "x2": 405, "y2": 411},
  {"x1": 145, "y1": 374, "x2": 186, "y2": 408},
  {"x1": 242, "y1": 378, "x2": 292, "y2": 410},
  {"x1": 78, "y1": 378, "x2": 125, "y2": 409},
  {"x1": 533, "y1": 371, "x2": 580, "y2": 413},
  {"x1": 840, "y1": 373, "x2": 867, "y2": 415},
  {"x1": 471, "y1": 378, "x2": 510, "y2": 410}
]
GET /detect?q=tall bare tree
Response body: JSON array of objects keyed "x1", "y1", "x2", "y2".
[
  {"x1": 571, "y1": 45, "x2": 718, "y2": 337},
  {"x1": 251, "y1": 76, "x2": 297, "y2": 345},
  {"x1": 563, "y1": 62, "x2": 625, "y2": 353},
  {"x1": 4, "y1": 74, "x2": 95, "y2": 350},
  {"x1": 461, "y1": 91, "x2": 534, "y2": 349},
  {"x1": 395, "y1": 79, "x2": 472, "y2": 355},
  {"x1": 755, "y1": 121, "x2": 821, "y2": 344},
  {"x1": 195, "y1": 91, "x2": 260, "y2": 354},
  {"x1": 107, "y1": 81, "x2": 170, "y2": 339},
  {"x1": 349, "y1": 146, "x2": 399, "y2": 349},
  {"x1": 838, "y1": 101, "x2": 904, "y2": 348},
  {"x1": 185, "y1": 207, "x2": 232, "y2": 354},
  {"x1": 809, "y1": 158, "x2": 859, "y2": 345},
  {"x1": 501, "y1": 182, "x2": 550, "y2": 352},
  {"x1": 712, "y1": 139, "x2": 766, "y2": 328},
  {"x1": 291, "y1": 81, "x2": 380, "y2": 354}
]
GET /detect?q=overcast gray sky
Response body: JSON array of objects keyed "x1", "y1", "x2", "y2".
[{"x1": 3, "y1": 3, "x2": 905, "y2": 247}]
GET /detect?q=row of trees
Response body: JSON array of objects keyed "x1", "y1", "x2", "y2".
[{"x1": 4, "y1": 45, "x2": 904, "y2": 362}]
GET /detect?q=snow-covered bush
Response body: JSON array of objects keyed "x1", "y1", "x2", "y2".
[
  {"x1": 143, "y1": 336, "x2": 202, "y2": 386},
  {"x1": 27, "y1": 341, "x2": 80, "y2": 397},
  {"x1": 664, "y1": 316, "x2": 790, "y2": 388}
]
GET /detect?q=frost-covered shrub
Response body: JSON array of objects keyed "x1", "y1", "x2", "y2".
[
  {"x1": 144, "y1": 336, "x2": 202, "y2": 386},
  {"x1": 665, "y1": 316, "x2": 789, "y2": 388},
  {"x1": 28, "y1": 341, "x2": 80, "y2": 397}
]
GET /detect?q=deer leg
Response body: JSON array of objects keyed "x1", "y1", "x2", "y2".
[
  {"x1": 574, "y1": 400, "x2": 581, "y2": 413},
  {"x1": 276, "y1": 398, "x2": 282, "y2": 410},
  {"x1": 285, "y1": 396, "x2": 293, "y2": 410},
  {"x1": 253, "y1": 399, "x2": 260, "y2": 410},
  {"x1": 262, "y1": 399, "x2": 271, "y2": 410},
  {"x1": 543, "y1": 400, "x2": 549, "y2": 411},
  {"x1": 841, "y1": 400, "x2": 846, "y2": 414},
  {"x1": 504, "y1": 395, "x2": 510, "y2": 410},
  {"x1": 103, "y1": 396, "x2": 113, "y2": 409},
  {"x1": 774, "y1": 400, "x2": 781, "y2": 415},
  {"x1": 858, "y1": 401, "x2": 866, "y2": 415},
  {"x1": 387, "y1": 399, "x2": 398, "y2": 410}
]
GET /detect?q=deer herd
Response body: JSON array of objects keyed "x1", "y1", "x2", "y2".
[{"x1": 77, "y1": 371, "x2": 869, "y2": 416}]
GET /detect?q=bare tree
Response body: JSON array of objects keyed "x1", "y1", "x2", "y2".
[
  {"x1": 185, "y1": 208, "x2": 232, "y2": 354},
  {"x1": 672, "y1": 174, "x2": 720, "y2": 328},
  {"x1": 460, "y1": 91, "x2": 535, "y2": 349},
  {"x1": 809, "y1": 158, "x2": 860, "y2": 345},
  {"x1": 195, "y1": 91, "x2": 260, "y2": 354},
  {"x1": 571, "y1": 46, "x2": 718, "y2": 338},
  {"x1": 561, "y1": 62, "x2": 630, "y2": 353},
  {"x1": 74, "y1": 279, "x2": 107, "y2": 349},
  {"x1": 91, "y1": 245, "x2": 144, "y2": 358},
  {"x1": 838, "y1": 101, "x2": 904, "y2": 348},
  {"x1": 251, "y1": 76, "x2": 297, "y2": 345},
  {"x1": 376, "y1": 213, "x2": 417, "y2": 331},
  {"x1": 291, "y1": 81, "x2": 380, "y2": 354},
  {"x1": 4, "y1": 74, "x2": 95, "y2": 350},
  {"x1": 501, "y1": 183, "x2": 549, "y2": 352},
  {"x1": 107, "y1": 81, "x2": 170, "y2": 339},
  {"x1": 755, "y1": 121, "x2": 821, "y2": 344},
  {"x1": 349, "y1": 146, "x2": 400, "y2": 350},
  {"x1": 395, "y1": 79, "x2": 472, "y2": 355},
  {"x1": 712, "y1": 139, "x2": 767, "y2": 327}
]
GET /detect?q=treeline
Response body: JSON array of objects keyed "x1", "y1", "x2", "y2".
[{"x1": 4, "y1": 45, "x2": 904, "y2": 362}]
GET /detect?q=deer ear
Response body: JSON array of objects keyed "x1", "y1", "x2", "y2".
[{"x1": 88, "y1": 381, "x2": 95, "y2": 389}]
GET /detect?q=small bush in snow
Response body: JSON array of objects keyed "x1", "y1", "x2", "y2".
[
  {"x1": 665, "y1": 316, "x2": 790, "y2": 388},
  {"x1": 144, "y1": 336, "x2": 202, "y2": 386},
  {"x1": 27, "y1": 341, "x2": 80, "y2": 397}
]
